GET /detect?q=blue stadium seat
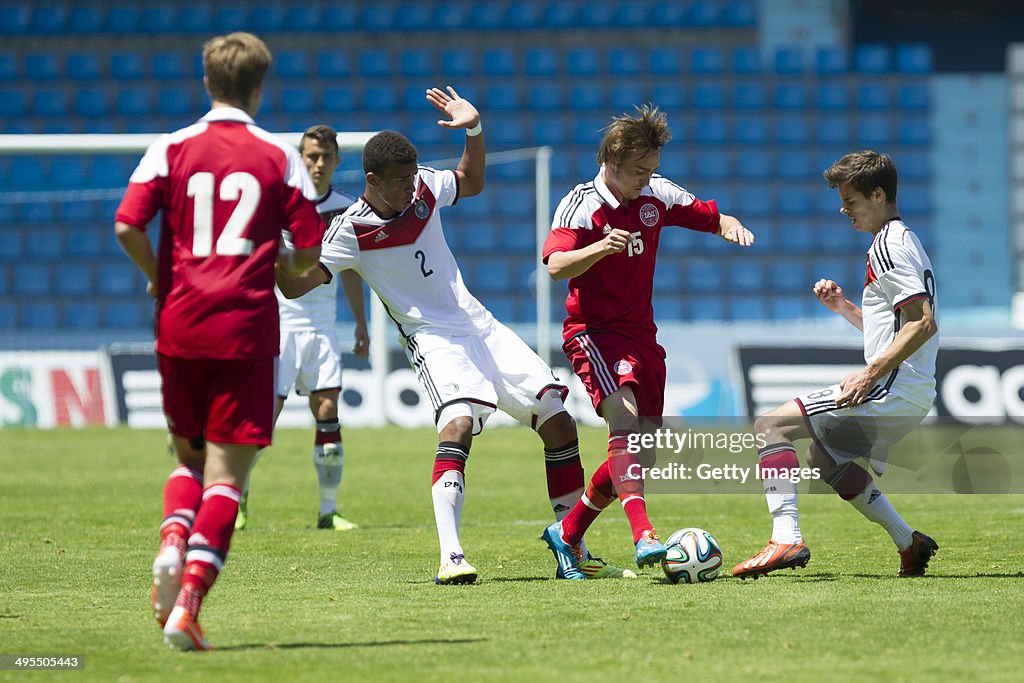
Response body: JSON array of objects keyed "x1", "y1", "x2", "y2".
[
  {"x1": 610, "y1": 84, "x2": 646, "y2": 112},
  {"x1": 687, "y1": 0, "x2": 721, "y2": 26},
  {"x1": 211, "y1": 5, "x2": 247, "y2": 31},
  {"x1": 506, "y1": 1, "x2": 543, "y2": 29},
  {"x1": 695, "y1": 117, "x2": 727, "y2": 144},
  {"x1": 440, "y1": 49, "x2": 474, "y2": 76},
  {"x1": 855, "y1": 45, "x2": 889, "y2": 73},
  {"x1": 574, "y1": 148, "x2": 598, "y2": 177},
  {"x1": 117, "y1": 88, "x2": 152, "y2": 116},
  {"x1": 721, "y1": 0, "x2": 756, "y2": 27},
  {"x1": 14, "y1": 264, "x2": 51, "y2": 296},
  {"x1": 20, "y1": 201, "x2": 55, "y2": 224},
  {"x1": 0, "y1": 264, "x2": 7, "y2": 296},
  {"x1": 30, "y1": 5, "x2": 67, "y2": 33},
  {"x1": 649, "y1": 0, "x2": 686, "y2": 26},
  {"x1": 774, "y1": 47, "x2": 805, "y2": 75},
  {"x1": 528, "y1": 84, "x2": 562, "y2": 111},
  {"x1": 569, "y1": 84, "x2": 604, "y2": 112},
  {"x1": 358, "y1": 49, "x2": 391, "y2": 78},
  {"x1": 900, "y1": 183, "x2": 931, "y2": 214},
  {"x1": 482, "y1": 48, "x2": 516, "y2": 76},
  {"x1": 402, "y1": 85, "x2": 433, "y2": 112},
  {"x1": 32, "y1": 89, "x2": 65, "y2": 117},
  {"x1": 770, "y1": 296, "x2": 807, "y2": 319},
  {"x1": 815, "y1": 46, "x2": 847, "y2": 74},
  {"x1": 686, "y1": 259, "x2": 722, "y2": 292},
  {"x1": 395, "y1": 2, "x2": 434, "y2": 31},
  {"x1": 140, "y1": 7, "x2": 176, "y2": 34},
  {"x1": 324, "y1": 87, "x2": 357, "y2": 113},
  {"x1": 695, "y1": 150, "x2": 730, "y2": 179},
  {"x1": 691, "y1": 47, "x2": 724, "y2": 75},
  {"x1": 434, "y1": 3, "x2": 468, "y2": 30},
  {"x1": 566, "y1": 48, "x2": 600, "y2": 76},
  {"x1": 151, "y1": 52, "x2": 185, "y2": 81},
  {"x1": 50, "y1": 157, "x2": 87, "y2": 189},
  {"x1": 66, "y1": 227, "x2": 104, "y2": 258},
  {"x1": 501, "y1": 221, "x2": 535, "y2": 254},
  {"x1": 22, "y1": 302, "x2": 60, "y2": 329},
  {"x1": 857, "y1": 83, "x2": 889, "y2": 110},
  {"x1": 775, "y1": 115, "x2": 809, "y2": 144},
  {"x1": 728, "y1": 260, "x2": 766, "y2": 292},
  {"x1": 777, "y1": 219, "x2": 817, "y2": 252},
  {"x1": 779, "y1": 187, "x2": 813, "y2": 216},
  {"x1": 735, "y1": 149, "x2": 771, "y2": 179},
  {"x1": 734, "y1": 83, "x2": 766, "y2": 109},
  {"x1": 0, "y1": 302, "x2": 14, "y2": 328},
  {"x1": 770, "y1": 257, "x2": 809, "y2": 293},
  {"x1": 816, "y1": 114, "x2": 851, "y2": 145},
  {"x1": 276, "y1": 50, "x2": 310, "y2": 79},
  {"x1": 0, "y1": 52, "x2": 14, "y2": 81},
  {"x1": 110, "y1": 51, "x2": 144, "y2": 81},
  {"x1": 658, "y1": 148, "x2": 689, "y2": 177},
  {"x1": 177, "y1": 4, "x2": 213, "y2": 33},
  {"x1": 653, "y1": 261, "x2": 682, "y2": 292},
  {"x1": 104, "y1": 300, "x2": 146, "y2": 328},
  {"x1": 25, "y1": 53, "x2": 59, "y2": 81},
  {"x1": 480, "y1": 295, "x2": 519, "y2": 322},
  {"x1": 898, "y1": 150, "x2": 930, "y2": 180},
  {"x1": 614, "y1": 1, "x2": 651, "y2": 26},
  {"x1": 281, "y1": 88, "x2": 314, "y2": 114},
  {"x1": 734, "y1": 115, "x2": 767, "y2": 144},
  {"x1": 524, "y1": 48, "x2": 558, "y2": 76},
  {"x1": 775, "y1": 83, "x2": 807, "y2": 109},
  {"x1": 97, "y1": 263, "x2": 138, "y2": 296},
  {"x1": 7, "y1": 157, "x2": 46, "y2": 190},
  {"x1": 75, "y1": 88, "x2": 109, "y2": 118},
  {"x1": 776, "y1": 150, "x2": 813, "y2": 179},
  {"x1": 496, "y1": 184, "x2": 533, "y2": 217},
  {"x1": 107, "y1": 5, "x2": 141, "y2": 33},
  {"x1": 649, "y1": 47, "x2": 681, "y2": 76},
  {"x1": 898, "y1": 84, "x2": 929, "y2": 111},
  {"x1": 895, "y1": 44, "x2": 933, "y2": 74},
  {"x1": 0, "y1": 6, "x2": 30, "y2": 34},
  {"x1": 56, "y1": 264, "x2": 94, "y2": 296},
  {"x1": 468, "y1": 2, "x2": 505, "y2": 29},
  {"x1": 857, "y1": 115, "x2": 890, "y2": 145},
  {"x1": 816, "y1": 83, "x2": 848, "y2": 109},
  {"x1": 362, "y1": 85, "x2": 396, "y2": 112},
  {"x1": 285, "y1": 4, "x2": 321, "y2": 31},
  {"x1": 317, "y1": 3, "x2": 358, "y2": 30},
  {"x1": 609, "y1": 47, "x2": 642, "y2": 76},
  {"x1": 0, "y1": 231, "x2": 24, "y2": 261},
  {"x1": 652, "y1": 84, "x2": 684, "y2": 111},
  {"x1": 158, "y1": 86, "x2": 194, "y2": 115},
  {"x1": 249, "y1": 4, "x2": 289, "y2": 33},
  {"x1": 738, "y1": 186, "x2": 774, "y2": 216},
  {"x1": 544, "y1": 1, "x2": 578, "y2": 28},
  {"x1": 64, "y1": 301, "x2": 102, "y2": 329},
  {"x1": 317, "y1": 50, "x2": 350, "y2": 78},
  {"x1": 490, "y1": 116, "x2": 526, "y2": 147},
  {"x1": 578, "y1": 1, "x2": 615, "y2": 27},
  {"x1": 689, "y1": 295, "x2": 725, "y2": 320},
  {"x1": 361, "y1": 3, "x2": 397, "y2": 30},
  {"x1": 400, "y1": 49, "x2": 433, "y2": 77},
  {"x1": 693, "y1": 83, "x2": 726, "y2": 109},
  {"x1": 731, "y1": 46, "x2": 762, "y2": 75},
  {"x1": 407, "y1": 118, "x2": 443, "y2": 146},
  {"x1": 487, "y1": 85, "x2": 520, "y2": 111}
]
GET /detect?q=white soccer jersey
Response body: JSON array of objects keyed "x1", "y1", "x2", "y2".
[
  {"x1": 861, "y1": 218, "x2": 938, "y2": 409},
  {"x1": 318, "y1": 166, "x2": 494, "y2": 337},
  {"x1": 277, "y1": 186, "x2": 357, "y2": 330}
]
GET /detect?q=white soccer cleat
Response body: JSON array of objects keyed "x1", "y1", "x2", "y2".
[
  {"x1": 435, "y1": 553, "x2": 478, "y2": 585},
  {"x1": 151, "y1": 546, "x2": 183, "y2": 627}
]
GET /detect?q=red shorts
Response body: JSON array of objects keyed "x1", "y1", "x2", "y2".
[
  {"x1": 562, "y1": 332, "x2": 666, "y2": 418},
  {"x1": 158, "y1": 354, "x2": 276, "y2": 446}
]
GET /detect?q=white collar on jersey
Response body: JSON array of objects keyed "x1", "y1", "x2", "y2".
[
  {"x1": 200, "y1": 107, "x2": 256, "y2": 125},
  {"x1": 593, "y1": 165, "x2": 620, "y2": 209}
]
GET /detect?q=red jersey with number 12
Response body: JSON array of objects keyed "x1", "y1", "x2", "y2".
[
  {"x1": 543, "y1": 171, "x2": 719, "y2": 343},
  {"x1": 115, "y1": 108, "x2": 323, "y2": 359}
]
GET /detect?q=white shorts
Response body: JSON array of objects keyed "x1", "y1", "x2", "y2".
[
  {"x1": 277, "y1": 328, "x2": 343, "y2": 397},
  {"x1": 403, "y1": 321, "x2": 567, "y2": 433},
  {"x1": 794, "y1": 384, "x2": 928, "y2": 474}
]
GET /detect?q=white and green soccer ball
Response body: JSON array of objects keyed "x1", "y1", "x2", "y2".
[{"x1": 661, "y1": 527, "x2": 723, "y2": 584}]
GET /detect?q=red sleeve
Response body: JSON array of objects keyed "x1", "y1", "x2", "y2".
[
  {"x1": 115, "y1": 180, "x2": 163, "y2": 230},
  {"x1": 284, "y1": 187, "x2": 325, "y2": 249},
  {"x1": 666, "y1": 198, "x2": 719, "y2": 233},
  {"x1": 542, "y1": 226, "x2": 584, "y2": 263}
]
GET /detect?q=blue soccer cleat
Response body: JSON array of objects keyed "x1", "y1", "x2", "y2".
[
  {"x1": 541, "y1": 522, "x2": 585, "y2": 580},
  {"x1": 634, "y1": 529, "x2": 668, "y2": 568}
]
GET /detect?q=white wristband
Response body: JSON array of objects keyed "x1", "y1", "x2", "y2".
[{"x1": 466, "y1": 122, "x2": 483, "y2": 137}]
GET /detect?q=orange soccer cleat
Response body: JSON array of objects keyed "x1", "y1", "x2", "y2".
[
  {"x1": 163, "y1": 606, "x2": 211, "y2": 651},
  {"x1": 898, "y1": 531, "x2": 938, "y2": 577},
  {"x1": 732, "y1": 541, "x2": 811, "y2": 580}
]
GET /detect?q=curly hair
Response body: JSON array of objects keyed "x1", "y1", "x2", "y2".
[
  {"x1": 362, "y1": 130, "x2": 418, "y2": 174},
  {"x1": 596, "y1": 104, "x2": 672, "y2": 166},
  {"x1": 824, "y1": 150, "x2": 898, "y2": 202}
]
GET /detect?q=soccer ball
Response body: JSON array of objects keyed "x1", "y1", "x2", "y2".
[{"x1": 660, "y1": 527, "x2": 723, "y2": 584}]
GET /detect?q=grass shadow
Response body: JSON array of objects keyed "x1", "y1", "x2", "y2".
[{"x1": 217, "y1": 637, "x2": 488, "y2": 652}]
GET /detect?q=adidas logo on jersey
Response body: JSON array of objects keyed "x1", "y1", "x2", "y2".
[{"x1": 375, "y1": 230, "x2": 389, "y2": 242}]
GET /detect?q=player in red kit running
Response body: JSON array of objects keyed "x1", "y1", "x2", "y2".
[
  {"x1": 114, "y1": 32, "x2": 324, "y2": 650},
  {"x1": 540, "y1": 105, "x2": 754, "y2": 573}
]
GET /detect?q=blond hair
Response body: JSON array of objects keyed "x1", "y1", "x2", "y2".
[
  {"x1": 824, "y1": 150, "x2": 898, "y2": 202},
  {"x1": 202, "y1": 32, "x2": 272, "y2": 107},
  {"x1": 596, "y1": 104, "x2": 672, "y2": 166}
]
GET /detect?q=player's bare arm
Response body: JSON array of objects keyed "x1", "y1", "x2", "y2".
[
  {"x1": 276, "y1": 259, "x2": 329, "y2": 299},
  {"x1": 836, "y1": 297, "x2": 937, "y2": 407},
  {"x1": 717, "y1": 213, "x2": 754, "y2": 246},
  {"x1": 114, "y1": 220, "x2": 158, "y2": 295},
  {"x1": 546, "y1": 228, "x2": 632, "y2": 281},
  {"x1": 277, "y1": 243, "x2": 322, "y2": 276},
  {"x1": 427, "y1": 86, "x2": 485, "y2": 197},
  {"x1": 339, "y1": 269, "x2": 370, "y2": 357},
  {"x1": 813, "y1": 278, "x2": 864, "y2": 331}
]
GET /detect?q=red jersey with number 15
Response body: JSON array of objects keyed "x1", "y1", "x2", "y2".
[
  {"x1": 115, "y1": 108, "x2": 323, "y2": 360},
  {"x1": 543, "y1": 170, "x2": 720, "y2": 343}
]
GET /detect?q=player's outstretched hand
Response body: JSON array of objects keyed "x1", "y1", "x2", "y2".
[
  {"x1": 353, "y1": 322, "x2": 370, "y2": 358},
  {"x1": 717, "y1": 214, "x2": 754, "y2": 246},
  {"x1": 813, "y1": 278, "x2": 846, "y2": 311},
  {"x1": 601, "y1": 228, "x2": 632, "y2": 255},
  {"x1": 426, "y1": 86, "x2": 480, "y2": 130}
]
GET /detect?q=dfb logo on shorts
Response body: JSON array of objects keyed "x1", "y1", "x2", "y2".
[
  {"x1": 415, "y1": 199, "x2": 429, "y2": 219},
  {"x1": 639, "y1": 203, "x2": 659, "y2": 227},
  {"x1": 614, "y1": 360, "x2": 633, "y2": 375}
]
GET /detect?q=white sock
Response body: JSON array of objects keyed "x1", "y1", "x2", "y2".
[
  {"x1": 432, "y1": 470, "x2": 465, "y2": 563},
  {"x1": 313, "y1": 441, "x2": 343, "y2": 516},
  {"x1": 550, "y1": 488, "x2": 588, "y2": 558},
  {"x1": 848, "y1": 482, "x2": 914, "y2": 551},
  {"x1": 765, "y1": 480, "x2": 802, "y2": 544}
]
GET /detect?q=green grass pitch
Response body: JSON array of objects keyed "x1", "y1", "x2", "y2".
[{"x1": 1, "y1": 426, "x2": 1022, "y2": 682}]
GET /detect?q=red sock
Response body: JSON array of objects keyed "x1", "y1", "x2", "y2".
[
  {"x1": 160, "y1": 466, "x2": 203, "y2": 556},
  {"x1": 177, "y1": 483, "x2": 240, "y2": 619},
  {"x1": 432, "y1": 441, "x2": 468, "y2": 484},
  {"x1": 561, "y1": 460, "x2": 614, "y2": 546},
  {"x1": 544, "y1": 439, "x2": 584, "y2": 516},
  {"x1": 606, "y1": 431, "x2": 653, "y2": 543}
]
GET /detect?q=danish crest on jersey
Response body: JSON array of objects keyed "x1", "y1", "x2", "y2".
[
  {"x1": 414, "y1": 198, "x2": 429, "y2": 219},
  {"x1": 639, "y1": 203, "x2": 659, "y2": 227},
  {"x1": 614, "y1": 360, "x2": 633, "y2": 375}
]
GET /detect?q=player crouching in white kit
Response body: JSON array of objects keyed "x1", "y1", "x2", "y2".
[
  {"x1": 276, "y1": 86, "x2": 633, "y2": 583},
  {"x1": 236, "y1": 125, "x2": 370, "y2": 531},
  {"x1": 734, "y1": 150, "x2": 940, "y2": 579}
]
